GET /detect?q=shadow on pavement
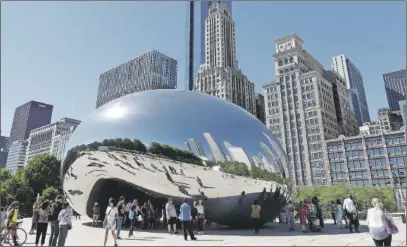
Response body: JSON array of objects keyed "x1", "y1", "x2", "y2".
[{"x1": 80, "y1": 220, "x2": 368, "y2": 237}]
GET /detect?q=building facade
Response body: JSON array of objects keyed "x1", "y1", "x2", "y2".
[
  {"x1": 5, "y1": 140, "x2": 28, "y2": 174},
  {"x1": 96, "y1": 50, "x2": 178, "y2": 108},
  {"x1": 377, "y1": 108, "x2": 403, "y2": 132},
  {"x1": 194, "y1": 3, "x2": 256, "y2": 116},
  {"x1": 263, "y1": 34, "x2": 359, "y2": 186},
  {"x1": 324, "y1": 128, "x2": 406, "y2": 187},
  {"x1": 383, "y1": 69, "x2": 406, "y2": 111},
  {"x1": 0, "y1": 136, "x2": 9, "y2": 151},
  {"x1": 25, "y1": 118, "x2": 81, "y2": 165},
  {"x1": 8, "y1": 101, "x2": 53, "y2": 145},
  {"x1": 332, "y1": 55, "x2": 370, "y2": 125},
  {"x1": 399, "y1": 100, "x2": 406, "y2": 125},
  {"x1": 255, "y1": 93, "x2": 266, "y2": 124},
  {"x1": 186, "y1": 0, "x2": 232, "y2": 90}
]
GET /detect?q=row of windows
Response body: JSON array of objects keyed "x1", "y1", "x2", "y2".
[{"x1": 385, "y1": 136, "x2": 405, "y2": 145}]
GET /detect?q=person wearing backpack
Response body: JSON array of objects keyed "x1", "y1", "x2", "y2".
[
  {"x1": 49, "y1": 195, "x2": 64, "y2": 247},
  {"x1": 128, "y1": 200, "x2": 143, "y2": 238}
]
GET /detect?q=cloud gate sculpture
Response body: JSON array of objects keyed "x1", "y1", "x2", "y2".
[{"x1": 62, "y1": 89, "x2": 291, "y2": 228}]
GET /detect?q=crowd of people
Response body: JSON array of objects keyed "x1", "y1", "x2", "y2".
[
  {"x1": 250, "y1": 195, "x2": 402, "y2": 246},
  {"x1": 97, "y1": 196, "x2": 206, "y2": 246},
  {"x1": 1, "y1": 191, "x2": 404, "y2": 247},
  {"x1": 1, "y1": 195, "x2": 73, "y2": 246}
]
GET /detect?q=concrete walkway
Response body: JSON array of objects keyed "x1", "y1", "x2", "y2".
[{"x1": 19, "y1": 218, "x2": 406, "y2": 246}]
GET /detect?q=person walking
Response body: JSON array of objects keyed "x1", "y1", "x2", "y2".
[
  {"x1": 165, "y1": 198, "x2": 179, "y2": 235},
  {"x1": 57, "y1": 202, "x2": 72, "y2": 247},
  {"x1": 104, "y1": 198, "x2": 118, "y2": 247},
  {"x1": 191, "y1": 201, "x2": 198, "y2": 230},
  {"x1": 35, "y1": 202, "x2": 50, "y2": 247},
  {"x1": 195, "y1": 200, "x2": 205, "y2": 235},
  {"x1": 343, "y1": 196, "x2": 360, "y2": 233},
  {"x1": 336, "y1": 199, "x2": 344, "y2": 229},
  {"x1": 92, "y1": 202, "x2": 100, "y2": 227},
  {"x1": 116, "y1": 196, "x2": 125, "y2": 239},
  {"x1": 367, "y1": 198, "x2": 396, "y2": 246},
  {"x1": 251, "y1": 199, "x2": 262, "y2": 234},
  {"x1": 298, "y1": 201, "x2": 308, "y2": 233},
  {"x1": 49, "y1": 195, "x2": 64, "y2": 247},
  {"x1": 146, "y1": 201, "x2": 155, "y2": 230},
  {"x1": 179, "y1": 198, "x2": 197, "y2": 241}
]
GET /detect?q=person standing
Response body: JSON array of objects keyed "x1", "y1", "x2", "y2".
[
  {"x1": 146, "y1": 201, "x2": 155, "y2": 230},
  {"x1": 330, "y1": 201, "x2": 337, "y2": 225},
  {"x1": 35, "y1": 202, "x2": 50, "y2": 247},
  {"x1": 191, "y1": 201, "x2": 198, "y2": 230},
  {"x1": 128, "y1": 200, "x2": 143, "y2": 238},
  {"x1": 335, "y1": 199, "x2": 344, "y2": 228},
  {"x1": 367, "y1": 198, "x2": 395, "y2": 246},
  {"x1": 165, "y1": 198, "x2": 179, "y2": 235},
  {"x1": 195, "y1": 200, "x2": 205, "y2": 235},
  {"x1": 104, "y1": 198, "x2": 118, "y2": 247},
  {"x1": 92, "y1": 202, "x2": 100, "y2": 227},
  {"x1": 251, "y1": 199, "x2": 262, "y2": 234},
  {"x1": 179, "y1": 198, "x2": 197, "y2": 241},
  {"x1": 116, "y1": 196, "x2": 125, "y2": 239},
  {"x1": 124, "y1": 200, "x2": 132, "y2": 228},
  {"x1": 30, "y1": 202, "x2": 40, "y2": 235},
  {"x1": 49, "y1": 195, "x2": 64, "y2": 247},
  {"x1": 298, "y1": 201, "x2": 308, "y2": 233},
  {"x1": 286, "y1": 201, "x2": 295, "y2": 232},
  {"x1": 343, "y1": 196, "x2": 360, "y2": 233},
  {"x1": 57, "y1": 202, "x2": 72, "y2": 247}
]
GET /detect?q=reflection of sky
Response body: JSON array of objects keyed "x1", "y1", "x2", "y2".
[{"x1": 66, "y1": 90, "x2": 287, "y2": 169}]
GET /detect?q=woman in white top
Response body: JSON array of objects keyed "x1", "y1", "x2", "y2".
[
  {"x1": 335, "y1": 199, "x2": 344, "y2": 228},
  {"x1": 367, "y1": 198, "x2": 392, "y2": 246},
  {"x1": 195, "y1": 200, "x2": 205, "y2": 234},
  {"x1": 104, "y1": 198, "x2": 119, "y2": 247}
]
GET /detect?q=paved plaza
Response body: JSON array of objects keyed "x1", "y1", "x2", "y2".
[{"x1": 18, "y1": 217, "x2": 405, "y2": 246}]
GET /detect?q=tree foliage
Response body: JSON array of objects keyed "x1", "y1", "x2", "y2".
[
  {"x1": 39, "y1": 186, "x2": 60, "y2": 203},
  {"x1": 217, "y1": 161, "x2": 250, "y2": 177},
  {"x1": 0, "y1": 154, "x2": 62, "y2": 214},
  {"x1": 292, "y1": 183, "x2": 397, "y2": 215}
]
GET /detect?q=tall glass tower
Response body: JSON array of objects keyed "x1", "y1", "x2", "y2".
[{"x1": 186, "y1": 0, "x2": 232, "y2": 90}]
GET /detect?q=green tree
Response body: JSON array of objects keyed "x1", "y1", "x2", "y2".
[
  {"x1": 218, "y1": 161, "x2": 250, "y2": 177},
  {"x1": 0, "y1": 168, "x2": 11, "y2": 183},
  {"x1": 24, "y1": 154, "x2": 61, "y2": 197},
  {"x1": 39, "y1": 186, "x2": 60, "y2": 203}
]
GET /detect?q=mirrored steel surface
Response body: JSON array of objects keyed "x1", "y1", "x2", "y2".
[{"x1": 62, "y1": 90, "x2": 291, "y2": 228}]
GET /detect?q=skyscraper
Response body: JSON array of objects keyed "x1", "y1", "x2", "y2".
[
  {"x1": 332, "y1": 55, "x2": 370, "y2": 125},
  {"x1": 383, "y1": 69, "x2": 406, "y2": 111},
  {"x1": 194, "y1": 3, "x2": 256, "y2": 116},
  {"x1": 263, "y1": 34, "x2": 358, "y2": 186},
  {"x1": 186, "y1": 0, "x2": 232, "y2": 90},
  {"x1": 96, "y1": 50, "x2": 178, "y2": 108},
  {"x1": 203, "y1": 132, "x2": 226, "y2": 162},
  {"x1": 255, "y1": 93, "x2": 266, "y2": 124},
  {"x1": 9, "y1": 101, "x2": 53, "y2": 145},
  {"x1": 0, "y1": 136, "x2": 9, "y2": 151}
]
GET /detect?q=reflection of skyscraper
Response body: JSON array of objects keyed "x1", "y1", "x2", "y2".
[
  {"x1": 224, "y1": 141, "x2": 251, "y2": 169},
  {"x1": 203, "y1": 132, "x2": 226, "y2": 163},
  {"x1": 251, "y1": 153, "x2": 273, "y2": 172},
  {"x1": 260, "y1": 142, "x2": 281, "y2": 174},
  {"x1": 262, "y1": 132, "x2": 288, "y2": 176},
  {"x1": 184, "y1": 138, "x2": 206, "y2": 157}
]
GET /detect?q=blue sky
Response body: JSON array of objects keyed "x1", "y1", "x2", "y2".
[{"x1": 1, "y1": 1, "x2": 406, "y2": 136}]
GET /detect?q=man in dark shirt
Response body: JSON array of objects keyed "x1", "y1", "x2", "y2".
[
  {"x1": 49, "y1": 195, "x2": 64, "y2": 247},
  {"x1": 116, "y1": 196, "x2": 125, "y2": 239}
]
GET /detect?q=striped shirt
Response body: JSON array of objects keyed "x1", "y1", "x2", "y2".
[{"x1": 58, "y1": 208, "x2": 72, "y2": 226}]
